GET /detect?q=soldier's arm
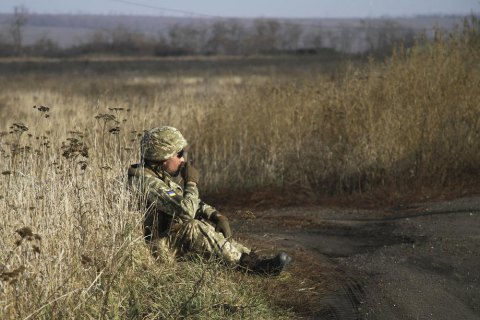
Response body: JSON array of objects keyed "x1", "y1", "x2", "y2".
[
  {"x1": 197, "y1": 201, "x2": 217, "y2": 220},
  {"x1": 145, "y1": 177, "x2": 200, "y2": 221},
  {"x1": 177, "y1": 171, "x2": 216, "y2": 220},
  {"x1": 176, "y1": 169, "x2": 217, "y2": 220}
]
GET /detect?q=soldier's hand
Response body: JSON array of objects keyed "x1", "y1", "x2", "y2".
[
  {"x1": 181, "y1": 162, "x2": 199, "y2": 184},
  {"x1": 212, "y1": 212, "x2": 232, "y2": 238}
]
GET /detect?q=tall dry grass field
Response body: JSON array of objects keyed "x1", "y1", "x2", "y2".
[
  {"x1": 0, "y1": 66, "x2": 296, "y2": 318},
  {"x1": 1, "y1": 20, "x2": 479, "y2": 318}
]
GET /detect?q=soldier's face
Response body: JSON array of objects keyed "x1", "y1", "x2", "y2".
[{"x1": 163, "y1": 150, "x2": 185, "y2": 175}]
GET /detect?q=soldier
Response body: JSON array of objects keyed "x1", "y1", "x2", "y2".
[{"x1": 127, "y1": 126, "x2": 291, "y2": 276}]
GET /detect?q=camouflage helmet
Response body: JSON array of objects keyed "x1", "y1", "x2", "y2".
[{"x1": 141, "y1": 126, "x2": 187, "y2": 161}]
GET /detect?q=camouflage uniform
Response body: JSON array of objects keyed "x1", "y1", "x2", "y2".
[{"x1": 127, "y1": 127, "x2": 250, "y2": 265}]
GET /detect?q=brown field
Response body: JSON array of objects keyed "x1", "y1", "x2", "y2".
[{"x1": 0, "y1": 20, "x2": 479, "y2": 319}]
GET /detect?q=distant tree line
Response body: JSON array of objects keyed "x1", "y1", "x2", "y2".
[{"x1": 0, "y1": 7, "x2": 421, "y2": 58}]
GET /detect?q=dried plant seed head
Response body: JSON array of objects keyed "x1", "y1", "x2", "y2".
[
  {"x1": 81, "y1": 254, "x2": 93, "y2": 266},
  {"x1": 108, "y1": 107, "x2": 124, "y2": 112},
  {"x1": 78, "y1": 161, "x2": 88, "y2": 170},
  {"x1": 62, "y1": 137, "x2": 89, "y2": 159},
  {"x1": 95, "y1": 113, "x2": 116, "y2": 123},
  {"x1": 37, "y1": 106, "x2": 50, "y2": 113},
  {"x1": 109, "y1": 127, "x2": 120, "y2": 134},
  {"x1": 16, "y1": 227, "x2": 33, "y2": 238},
  {"x1": 1, "y1": 266, "x2": 26, "y2": 282},
  {"x1": 11, "y1": 122, "x2": 29, "y2": 133}
]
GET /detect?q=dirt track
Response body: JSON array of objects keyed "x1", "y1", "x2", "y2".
[{"x1": 234, "y1": 196, "x2": 480, "y2": 319}]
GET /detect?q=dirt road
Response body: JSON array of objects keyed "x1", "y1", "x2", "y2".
[{"x1": 234, "y1": 196, "x2": 480, "y2": 319}]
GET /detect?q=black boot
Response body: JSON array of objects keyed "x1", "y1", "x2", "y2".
[{"x1": 239, "y1": 252, "x2": 292, "y2": 276}]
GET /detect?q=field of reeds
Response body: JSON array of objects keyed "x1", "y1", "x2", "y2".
[{"x1": 1, "y1": 19, "x2": 479, "y2": 319}]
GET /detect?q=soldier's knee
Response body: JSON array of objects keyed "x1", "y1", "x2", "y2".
[
  {"x1": 185, "y1": 219, "x2": 201, "y2": 227},
  {"x1": 182, "y1": 219, "x2": 202, "y2": 232},
  {"x1": 182, "y1": 219, "x2": 214, "y2": 235}
]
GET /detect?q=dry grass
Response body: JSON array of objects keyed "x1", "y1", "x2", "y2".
[
  {"x1": 0, "y1": 128, "x2": 288, "y2": 318},
  {"x1": 1, "y1": 19, "x2": 479, "y2": 319},
  {"x1": 0, "y1": 61, "x2": 300, "y2": 318},
  {"x1": 194, "y1": 25, "x2": 480, "y2": 197}
]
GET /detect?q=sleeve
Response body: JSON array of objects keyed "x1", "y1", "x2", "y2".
[
  {"x1": 144, "y1": 177, "x2": 200, "y2": 221},
  {"x1": 198, "y1": 201, "x2": 218, "y2": 220},
  {"x1": 176, "y1": 175, "x2": 217, "y2": 220}
]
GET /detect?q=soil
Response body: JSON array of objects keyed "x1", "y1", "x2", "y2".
[{"x1": 230, "y1": 196, "x2": 480, "y2": 319}]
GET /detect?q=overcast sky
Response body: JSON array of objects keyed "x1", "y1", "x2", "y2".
[{"x1": 0, "y1": 0, "x2": 478, "y2": 18}]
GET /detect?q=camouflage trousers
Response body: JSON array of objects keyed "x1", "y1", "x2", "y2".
[{"x1": 151, "y1": 219, "x2": 251, "y2": 265}]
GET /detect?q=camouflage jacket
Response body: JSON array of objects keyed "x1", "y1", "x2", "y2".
[{"x1": 127, "y1": 163, "x2": 216, "y2": 239}]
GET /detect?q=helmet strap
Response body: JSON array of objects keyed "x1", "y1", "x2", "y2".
[{"x1": 144, "y1": 160, "x2": 166, "y2": 178}]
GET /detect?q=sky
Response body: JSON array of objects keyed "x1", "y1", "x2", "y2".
[{"x1": 0, "y1": 0, "x2": 478, "y2": 18}]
